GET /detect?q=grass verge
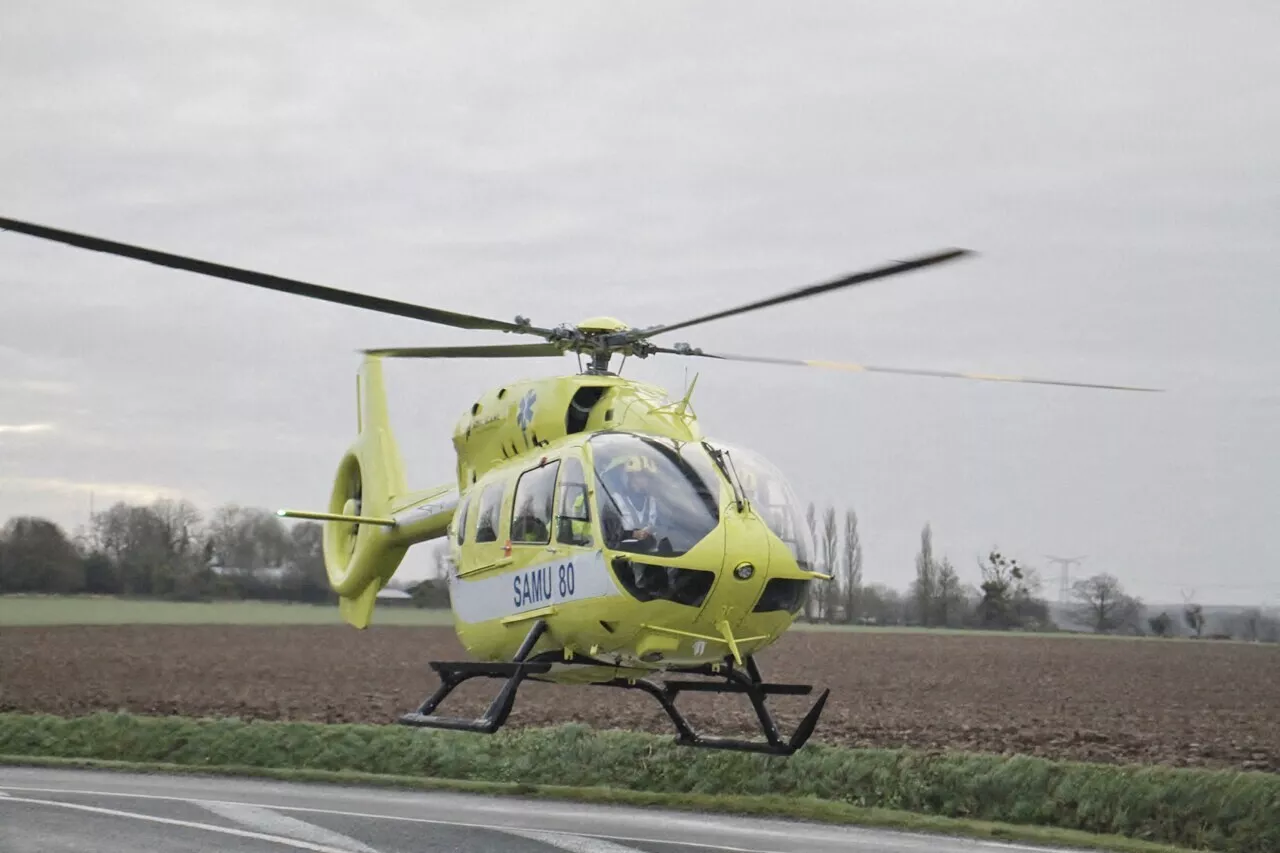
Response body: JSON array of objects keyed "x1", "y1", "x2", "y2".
[{"x1": 2, "y1": 713, "x2": 1275, "y2": 853}]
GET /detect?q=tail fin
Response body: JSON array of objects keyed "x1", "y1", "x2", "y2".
[{"x1": 287, "y1": 355, "x2": 456, "y2": 629}]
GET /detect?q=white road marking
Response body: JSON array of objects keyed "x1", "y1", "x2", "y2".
[
  {"x1": 0, "y1": 794, "x2": 358, "y2": 852},
  {"x1": 0, "y1": 785, "x2": 779, "y2": 851},
  {"x1": 0, "y1": 783, "x2": 1091, "y2": 853},
  {"x1": 500, "y1": 827, "x2": 648, "y2": 853},
  {"x1": 201, "y1": 800, "x2": 381, "y2": 853}
]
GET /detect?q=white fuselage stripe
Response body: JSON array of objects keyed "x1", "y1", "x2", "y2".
[{"x1": 448, "y1": 547, "x2": 623, "y2": 623}]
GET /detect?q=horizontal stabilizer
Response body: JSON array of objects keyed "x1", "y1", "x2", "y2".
[{"x1": 277, "y1": 508, "x2": 396, "y2": 527}]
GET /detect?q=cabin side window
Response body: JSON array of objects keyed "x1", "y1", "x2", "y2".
[
  {"x1": 473, "y1": 481, "x2": 505, "y2": 543},
  {"x1": 511, "y1": 460, "x2": 560, "y2": 545},
  {"x1": 555, "y1": 456, "x2": 592, "y2": 547}
]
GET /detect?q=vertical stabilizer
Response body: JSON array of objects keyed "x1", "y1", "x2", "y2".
[
  {"x1": 321, "y1": 355, "x2": 411, "y2": 627},
  {"x1": 357, "y1": 355, "x2": 408, "y2": 500}
]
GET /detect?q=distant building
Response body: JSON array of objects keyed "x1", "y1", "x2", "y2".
[
  {"x1": 376, "y1": 587, "x2": 415, "y2": 607},
  {"x1": 207, "y1": 562, "x2": 292, "y2": 582}
]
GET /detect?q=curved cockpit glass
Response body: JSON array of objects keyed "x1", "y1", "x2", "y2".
[
  {"x1": 705, "y1": 442, "x2": 814, "y2": 571},
  {"x1": 588, "y1": 432, "x2": 722, "y2": 557}
]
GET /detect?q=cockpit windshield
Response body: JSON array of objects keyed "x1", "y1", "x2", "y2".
[
  {"x1": 706, "y1": 442, "x2": 814, "y2": 571},
  {"x1": 588, "y1": 432, "x2": 722, "y2": 557}
]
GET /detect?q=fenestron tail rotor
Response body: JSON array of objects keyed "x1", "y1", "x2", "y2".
[{"x1": 0, "y1": 214, "x2": 1161, "y2": 392}]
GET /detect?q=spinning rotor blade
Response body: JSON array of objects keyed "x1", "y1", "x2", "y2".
[
  {"x1": 363, "y1": 343, "x2": 566, "y2": 358},
  {"x1": 0, "y1": 216, "x2": 551, "y2": 337},
  {"x1": 655, "y1": 348, "x2": 1163, "y2": 392},
  {"x1": 631, "y1": 248, "x2": 972, "y2": 340}
]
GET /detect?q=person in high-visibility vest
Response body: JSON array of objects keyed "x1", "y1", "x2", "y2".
[
  {"x1": 616, "y1": 456, "x2": 659, "y2": 543},
  {"x1": 566, "y1": 487, "x2": 592, "y2": 546},
  {"x1": 597, "y1": 454, "x2": 661, "y2": 549}
]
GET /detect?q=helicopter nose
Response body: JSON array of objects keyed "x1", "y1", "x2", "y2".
[{"x1": 708, "y1": 509, "x2": 774, "y2": 625}]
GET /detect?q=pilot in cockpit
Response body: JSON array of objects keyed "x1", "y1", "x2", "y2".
[{"x1": 603, "y1": 455, "x2": 662, "y2": 548}]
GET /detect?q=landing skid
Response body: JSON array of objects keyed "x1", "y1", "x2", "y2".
[{"x1": 397, "y1": 618, "x2": 830, "y2": 756}]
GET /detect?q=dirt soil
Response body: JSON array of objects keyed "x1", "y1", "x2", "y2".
[{"x1": 2, "y1": 625, "x2": 1277, "y2": 772}]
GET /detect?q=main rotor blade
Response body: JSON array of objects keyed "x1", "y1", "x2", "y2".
[
  {"x1": 363, "y1": 343, "x2": 566, "y2": 358},
  {"x1": 655, "y1": 347, "x2": 1163, "y2": 392},
  {"x1": 0, "y1": 216, "x2": 551, "y2": 337},
  {"x1": 632, "y1": 248, "x2": 972, "y2": 340}
]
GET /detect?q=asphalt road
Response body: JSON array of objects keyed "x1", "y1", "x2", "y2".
[{"x1": 0, "y1": 766, "x2": 1085, "y2": 853}]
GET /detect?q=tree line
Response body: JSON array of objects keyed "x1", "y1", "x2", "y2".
[
  {"x1": 0, "y1": 500, "x2": 333, "y2": 603},
  {"x1": 796, "y1": 507, "x2": 1059, "y2": 631},
  {"x1": 3, "y1": 498, "x2": 1277, "y2": 642},
  {"x1": 791, "y1": 503, "x2": 1279, "y2": 641}
]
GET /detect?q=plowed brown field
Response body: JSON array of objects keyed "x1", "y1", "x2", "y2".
[{"x1": 2, "y1": 625, "x2": 1276, "y2": 772}]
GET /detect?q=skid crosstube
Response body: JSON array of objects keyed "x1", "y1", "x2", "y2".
[
  {"x1": 396, "y1": 618, "x2": 830, "y2": 755},
  {"x1": 397, "y1": 618, "x2": 552, "y2": 733}
]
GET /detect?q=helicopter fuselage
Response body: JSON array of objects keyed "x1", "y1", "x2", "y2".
[{"x1": 435, "y1": 372, "x2": 819, "y2": 683}]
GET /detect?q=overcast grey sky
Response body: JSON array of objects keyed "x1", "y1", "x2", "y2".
[{"x1": 2, "y1": 1, "x2": 1277, "y2": 605}]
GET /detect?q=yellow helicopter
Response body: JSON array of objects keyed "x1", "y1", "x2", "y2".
[{"x1": 0, "y1": 216, "x2": 1160, "y2": 755}]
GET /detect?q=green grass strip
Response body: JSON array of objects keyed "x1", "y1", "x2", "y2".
[{"x1": 1, "y1": 713, "x2": 1274, "y2": 853}]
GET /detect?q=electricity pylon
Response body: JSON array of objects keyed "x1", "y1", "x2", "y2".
[{"x1": 1045, "y1": 555, "x2": 1086, "y2": 604}]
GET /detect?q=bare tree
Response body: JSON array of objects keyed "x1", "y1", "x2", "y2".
[
  {"x1": 934, "y1": 556, "x2": 964, "y2": 627},
  {"x1": 803, "y1": 502, "x2": 819, "y2": 621},
  {"x1": 820, "y1": 506, "x2": 839, "y2": 621},
  {"x1": 1070, "y1": 573, "x2": 1143, "y2": 634},
  {"x1": 90, "y1": 502, "x2": 176, "y2": 594},
  {"x1": 1182, "y1": 590, "x2": 1206, "y2": 639},
  {"x1": 804, "y1": 502, "x2": 817, "y2": 559},
  {"x1": 150, "y1": 499, "x2": 203, "y2": 559},
  {"x1": 861, "y1": 582, "x2": 905, "y2": 626},
  {"x1": 841, "y1": 509, "x2": 862, "y2": 623},
  {"x1": 912, "y1": 523, "x2": 937, "y2": 626},
  {"x1": 207, "y1": 504, "x2": 291, "y2": 571},
  {"x1": 148, "y1": 498, "x2": 205, "y2": 596},
  {"x1": 281, "y1": 521, "x2": 329, "y2": 601}
]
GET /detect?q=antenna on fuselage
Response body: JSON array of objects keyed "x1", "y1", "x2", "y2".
[{"x1": 675, "y1": 372, "x2": 699, "y2": 416}]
